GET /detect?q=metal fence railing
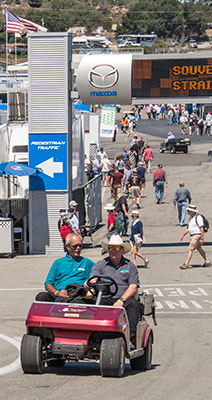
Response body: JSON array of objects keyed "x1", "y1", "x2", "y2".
[{"x1": 72, "y1": 174, "x2": 102, "y2": 228}]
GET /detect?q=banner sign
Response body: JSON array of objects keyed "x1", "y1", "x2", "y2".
[
  {"x1": 100, "y1": 104, "x2": 116, "y2": 138},
  {"x1": 29, "y1": 134, "x2": 67, "y2": 191},
  {"x1": 77, "y1": 54, "x2": 132, "y2": 105},
  {"x1": 77, "y1": 53, "x2": 212, "y2": 105},
  {"x1": 132, "y1": 57, "x2": 212, "y2": 98}
]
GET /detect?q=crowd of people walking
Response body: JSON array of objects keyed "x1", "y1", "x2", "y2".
[
  {"x1": 145, "y1": 103, "x2": 212, "y2": 136},
  {"x1": 58, "y1": 103, "x2": 211, "y2": 272}
]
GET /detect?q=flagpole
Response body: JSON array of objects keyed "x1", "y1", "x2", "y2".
[
  {"x1": 4, "y1": 7, "x2": 10, "y2": 123},
  {"x1": 4, "y1": 7, "x2": 8, "y2": 72},
  {"x1": 15, "y1": 33, "x2": 17, "y2": 65}
]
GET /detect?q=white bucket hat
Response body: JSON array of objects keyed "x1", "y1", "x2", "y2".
[
  {"x1": 101, "y1": 234, "x2": 131, "y2": 254},
  {"x1": 187, "y1": 204, "x2": 198, "y2": 213},
  {"x1": 104, "y1": 203, "x2": 115, "y2": 211},
  {"x1": 131, "y1": 210, "x2": 139, "y2": 216}
]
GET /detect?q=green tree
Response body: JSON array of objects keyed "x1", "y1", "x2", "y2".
[
  {"x1": 117, "y1": 0, "x2": 209, "y2": 40},
  {"x1": 180, "y1": 1, "x2": 209, "y2": 40},
  {"x1": 28, "y1": 0, "x2": 43, "y2": 7},
  {"x1": 26, "y1": 2, "x2": 111, "y2": 32},
  {"x1": 0, "y1": 11, "x2": 5, "y2": 32}
]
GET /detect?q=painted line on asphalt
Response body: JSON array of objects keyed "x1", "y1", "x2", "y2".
[
  {"x1": 1, "y1": 283, "x2": 212, "y2": 291},
  {"x1": 157, "y1": 311, "x2": 212, "y2": 314},
  {"x1": 0, "y1": 288, "x2": 42, "y2": 291},
  {"x1": 0, "y1": 334, "x2": 21, "y2": 376},
  {"x1": 142, "y1": 283, "x2": 212, "y2": 287}
]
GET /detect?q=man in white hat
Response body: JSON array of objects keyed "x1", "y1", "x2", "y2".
[
  {"x1": 179, "y1": 205, "x2": 211, "y2": 269},
  {"x1": 90, "y1": 234, "x2": 141, "y2": 345},
  {"x1": 68, "y1": 200, "x2": 80, "y2": 235},
  {"x1": 104, "y1": 203, "x2": 117, "y2": 239},
  {"x1": 69, "y1": 200, "x2": 78, "y2": 208}
]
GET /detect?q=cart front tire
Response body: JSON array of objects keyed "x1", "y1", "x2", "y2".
[
  {"x1": 170, "y1": 146, "x2": 176, "y2": 154},
  {"x1": 21, "y1": 334, "x2": 45, "y2": 374},
  {"x1": 130, "y1": 334, "x2": 152, "y2": 371},
  {"x1": 100, "y1": 337, "x2": 126, "y2": 377}
]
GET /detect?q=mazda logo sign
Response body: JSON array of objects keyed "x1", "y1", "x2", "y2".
[{"x1": 88, "y1": 64, "x2": 119, "y2": 89}]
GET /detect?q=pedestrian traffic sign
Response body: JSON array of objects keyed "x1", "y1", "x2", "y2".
[{"x1": 29, "y1": 134, "x2": 68, "y2": 191}]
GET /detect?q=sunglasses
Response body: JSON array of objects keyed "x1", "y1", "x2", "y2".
[
  {"x1": 108, "y1": 245, "x2": 123, "y2": 252},
  {"x1": 70, "y1": 244, "x2": 82, "y2": 249}
]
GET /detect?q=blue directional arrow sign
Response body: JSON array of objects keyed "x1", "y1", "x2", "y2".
[{"x1": 29, "y1": 134, "x2": 68, "y2": 191}]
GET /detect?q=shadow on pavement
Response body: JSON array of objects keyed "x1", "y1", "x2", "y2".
[
  {"x1": 143, "y1": 241, "x2": 212, "y2": 248},
  {"x1": 45, "y1": 361, "x2": 160, "y2": 377}
]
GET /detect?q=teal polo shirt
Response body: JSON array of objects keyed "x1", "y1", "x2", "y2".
[{"x1": 44, "y1": 253, "x2": 94, "y2": 290}]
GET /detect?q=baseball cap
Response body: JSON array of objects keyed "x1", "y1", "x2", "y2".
[
  {"x1": 69, "y1": 200, "x2": 78, "y2": 206},
  {"x1": 123, "y1": 190, "x2": 129, "y2": 195}
]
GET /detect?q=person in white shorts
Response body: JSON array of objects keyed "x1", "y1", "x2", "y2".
[{"x1": 179, "y1": 204, "x2": 211, "y2": 269}]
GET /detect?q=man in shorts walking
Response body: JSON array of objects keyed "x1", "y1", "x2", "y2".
[
  {"x1": 128, "y1": 168, "x2": 142, "y2": 209},
  {"x1": 179, "y1": 204, "x2": 211, "y2": 269}
]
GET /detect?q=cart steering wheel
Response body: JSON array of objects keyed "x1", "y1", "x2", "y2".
[{"x1": 87, "y1": 275, "x2": 118, "y2": 299}]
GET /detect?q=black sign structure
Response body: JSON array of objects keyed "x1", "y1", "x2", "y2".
[{"x1": 132, "y1": 58, "x2": 212, "y2": 98}]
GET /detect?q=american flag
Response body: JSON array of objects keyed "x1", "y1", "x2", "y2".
[
  {"x1": 7, "y1": 10, "x2": 47, "y2": 34},
  {"x1": 19, "y1": 17, "x2": 47, "y2": 33},
  {"x1": 6, "y1": 10, "x2": 25, "y2": 33}
]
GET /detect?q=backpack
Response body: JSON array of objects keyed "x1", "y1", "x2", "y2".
[
  {"x1": 59, "y1": 223, "x2": 72, "y2": 241},
  {"x1": 197, "y1": 118, "x2": 203, "y2": 126},
  {"x1": 195, "y1": 214, "x2": 209, "y2": 233},
  {"x1": 111, "y1": 211, "x2": 124, "y2": 234},
  {"x1": 114, "y1": 198, "x2": 120, "y2": 212}
]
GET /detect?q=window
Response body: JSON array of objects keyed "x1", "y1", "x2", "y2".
[{"x1": 12, "y1": 145, "x2": 28, "y2": 153}]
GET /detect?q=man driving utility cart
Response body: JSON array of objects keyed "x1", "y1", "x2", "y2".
[
  {"x1": 21, "y1": 233, "x2": 156, "y2": 377},
  {"x1": 88, "y1": 234, "x2": 141, "y2": 347}
]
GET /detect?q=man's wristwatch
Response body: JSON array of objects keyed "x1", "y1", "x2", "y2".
[{"x1": 119, "y1": 297, "x2": 125, "y2": 304}]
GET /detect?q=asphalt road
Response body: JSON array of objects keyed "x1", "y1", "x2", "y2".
[
  {"x1": 0, "y1": 117, "x2": 212, "y2": 400},
  {"x1": 136, "y1": 116, "x2": 212, "y2": 143},
  {"x1": 102, "y1": 115, "x2": 212, "y2": 166}
]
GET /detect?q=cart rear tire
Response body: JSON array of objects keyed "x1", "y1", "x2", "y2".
[
  {"x1": 100, "y1": 337, "x2": 126, "y2": 377},
  {"x1": 184, "y1": 147, "x2": 188, "y2": 153},
  {"x1": 21, "y1": 334, "x2": 45, "y2": 374},
  {"x1": 130, "y1": 334, "x2": 152, "y2": 371}
]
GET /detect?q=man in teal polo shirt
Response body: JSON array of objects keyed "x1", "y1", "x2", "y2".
[{"x1": 36, "y1": 233, "x2": 94, "y2": 302}]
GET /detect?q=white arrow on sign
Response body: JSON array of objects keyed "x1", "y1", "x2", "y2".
[{"x1": 36, "y1": 157, "x2": 63, "y2": 178}]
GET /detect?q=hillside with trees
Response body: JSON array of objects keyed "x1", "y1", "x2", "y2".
[
  {"x1": 1, "y1": 0, "x2": 212, "y2": 38},
  {"x1": 1, "y1": 0, "x2": 212, "y2": 49}
]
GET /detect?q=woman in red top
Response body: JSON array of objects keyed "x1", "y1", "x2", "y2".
[
  {"x1": 102, "y1": 203, "x2": 118, "y2": 255},
  {"x1": 104, "y1": 203, "x2": 120, "y2": 237},
  {"x1": 143, "y1": 144, "x2": 154, "y2": 173}
]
